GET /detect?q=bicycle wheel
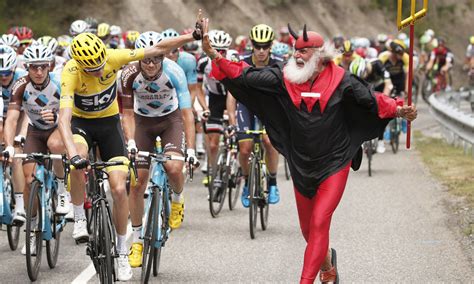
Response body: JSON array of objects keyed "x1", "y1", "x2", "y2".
[
  {"x1": 367, "y1": 141, "x2": 373, "y2": 177},
  {"x1": 46, "y1": 184, "x2": 61, "y2": 269},
  {"x1": 228, "y1": 165, "x2": 242, "y2": 210},
  {"x1": 248, "y1": 159, "x2": 259, "y2": 239},
  {"x1": 6, "y1": 176, "x2": 20, "y2": 251},
  {"x1": 209, "y1": 151, "x2": 227, "y2": 217},
  {"x1": 26, "y1": 181, "x2": 43, "y2": 282},
  {"x1": 141, "y1": 189, "x2": 158, "y2": 283},
  {"x1": 260, "y1": 167, "x2": 269, "y2": 231},
  {"x1": 94, "y1": 199, "x2": 114, "y2": 284},
  {"x1": 284, "y1": 158, "x2": 291, "y2": 180}
]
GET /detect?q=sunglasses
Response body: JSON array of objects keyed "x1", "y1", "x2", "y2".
[
  {"x1": 142, "y1": 56, "x2": 164, "y2": 65},
  {"x1": 253, "y1": 43, "x2": 272, "y2": 51},
  {"x1": 84, "y1": 62, "x2": 106, "y2": 73},
  {"x1": 0, "y1": 70, "x2": 13, "y2": 77},
  {"x1": 27, "y1": 63, "x2": 50, "y2": 70}
]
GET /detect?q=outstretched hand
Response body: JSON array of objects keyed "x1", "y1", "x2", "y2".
[
  {"x1": 201, "y1": 17, "x2": 219, "y2": 59},
  {"x1": 192, "y1": 9, "x2": 204, "y2": 40}
]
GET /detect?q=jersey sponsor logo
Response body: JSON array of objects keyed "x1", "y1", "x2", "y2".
[
  {"x1": 68, "y1": 66, "x2": 79, "y2": 73},
  {"x1": 129, "y1": 50, "x2": 137, "y2": 57},
  {"x1": 34, "y1": 94, "x2": 49, "y2": 107},
  {"x1": 73, "y1": 82, "x2": 117, "y2": 112},
  {"x1": 144, "y1": 82, "x2": 160, "y2": 93},
  {"x1": 99, "y1": 70, "x2": 117, "y2": 85},
  {"x1": 122, "y1": 65, "x2": 137, "y2": 89}
]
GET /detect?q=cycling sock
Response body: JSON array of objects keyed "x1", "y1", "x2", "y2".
[
  {"x1": 132, "y1": 225, "x2": 142, "y2": 244},
  {"x1": 268, "y1": 172, "x2": 277, "y2": 186},
  {"x1": 73, "y1": 203, "x2": 86, "y2": 221},
  {"x1": 196, "y1": 133, "x2": 204, "y2": 150},
  {"x1": 294, "y1": 162, "x2": 351, "y2": 282},
  {"x1": 244, "y1": 176, "x2": 249, "y2": 187},
  {"x1": 31, "y1": 216, "x2": 37, "y2": 230},
  {"x1": 14, "y1": 193, "x2": 24, "y2": 211},
  {"x1": 172, "y1": 192, "x2": 183, "y2": 203},
  {"x1": 116, "y1": 234, "x2": 127, "y2": 255},
  {"x1": 57, "y1": 178, "x2": 66, "y2": 195}
]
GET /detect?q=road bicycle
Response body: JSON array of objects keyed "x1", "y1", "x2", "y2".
[
  {"x1": 14, "y1": 153, "x2": 67, "y2": 282},
  {"x1": 0, "y1": 156, "x2": 20, "y2": 251},
  {"x1": 138, "y1": 137, "x2": 193, "y2": 283}
]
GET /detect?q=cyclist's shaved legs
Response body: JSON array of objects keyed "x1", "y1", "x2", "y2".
[
  {"x1": 129, "y1": 168, "x2": 149, "y2": 226},
  {"x1": 163, "y1": 151, "x2": 185, "y2": 194},
  {"x1": 238, "y1": 140, "x2": 253, "y2": 176},
  {"x1": 108, "y1": 170, "x2": 129, "y2": 235},
  {"x1": 70, "y1": 142, "x2": 89, "y2": 206},
  {"x1": 47, "y1": 129, "x2": 66, "y2": 178}
]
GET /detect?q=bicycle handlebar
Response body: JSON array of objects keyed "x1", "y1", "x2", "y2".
[{"x1": 137, "y1": 151, "x2": 194, "y2": 181}]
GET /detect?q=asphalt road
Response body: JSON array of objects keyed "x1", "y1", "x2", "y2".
[{"x1": 0, "y1": 101, "x2": 472, "y2": 283}]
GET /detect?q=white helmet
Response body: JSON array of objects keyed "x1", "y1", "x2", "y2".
[
  {"x1": 23, "y1": 43, "x2": 53, "y2": 64},
  {"x1": 70, "y1": 20, "x2": 89, "y2": 36},
  {"x1": 135, "y1": 31, "x2": 162, "y2": 49},
  {"x1": 37, "y1": 36, "x2": 59, "y2": 53},
  {"x1": 376, "y1": 33, "x2": 388, "y2": 43},
  {"x1": 398, "y1": 32, "x2": 408, "y2": 41},
  {"x1": 425, "y1": 29, "x2": 435, "y2": 38},
  {"x1": 0, "y1": 34, "x2": 20, "y2": 48},
  {"x1": 0, "y1": 45, "x2": 17, "y2": 71},
  {"x1": 161, "y1": 28, "x2": 180, "y2": 39},
  {"x1": 366, "y1": 47, "x2": 379, "y2": 60},
  {"x1": 208, "y1": 30, "x2": 232, "y2": 50},
  {"x1": 110, "y1": 25, "x2": 122, "y2": 36}
]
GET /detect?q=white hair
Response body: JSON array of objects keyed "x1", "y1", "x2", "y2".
[{"x1": 319, "y1": 41, "x2": 341, "y2": 63}]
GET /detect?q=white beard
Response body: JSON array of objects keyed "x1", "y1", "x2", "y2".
[{"x1": 283, "y1": 51, "x2": 320, "y2": 84}]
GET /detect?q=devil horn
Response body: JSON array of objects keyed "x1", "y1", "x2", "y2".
[
  {"x1": 303, "y1": 24, "x2": 308, "y2": 41},
  {"x1": 287, "y1": 23, "x2": 299, "y2": 40}
]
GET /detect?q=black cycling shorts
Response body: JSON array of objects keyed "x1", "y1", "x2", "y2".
[{"x1": 71, "y1": 114, "x2": 127, "y2": 161}]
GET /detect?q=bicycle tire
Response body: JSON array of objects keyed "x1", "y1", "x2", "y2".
[
  {"x1": 46, "y1": 184, "x2": 61, "y2": 269},
  {"x1": 260, "y1": 167, "x2": 269, "y2": 231},
  {"x1": 248, "y1": 158, "x2": 259, "y2": 239},
  {"x1": 228, "y1": 166, "x2": 242, "y2": 210},
  {"x1": 284, "y1": 158, "x2": 291, "y2": 180},
  {"x1": 367, "y1": 141, "x2": 373, "y2": 177},
  {"x1": 26, "y1": 181, "x2": 43, "y2": 282},
  {"x1": 95, "y1": 199, "x2": 113, "y2": 284},
  {"x1": 141, "y1": 188, "x2": 158, "y2": 283},
  {"x1": 153, "y1": 187, "x2": 169, "y2": 277},
  {"x1": 209, "y1": 151, "x2": 227, "y2": 217},
  {"x1": 6, "y1": 176, "x2": 20, "y2": 251}
]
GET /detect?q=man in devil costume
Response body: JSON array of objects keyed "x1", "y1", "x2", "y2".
[{"x1": 201, "y1": 18, "x2": 417, "y2": 283}]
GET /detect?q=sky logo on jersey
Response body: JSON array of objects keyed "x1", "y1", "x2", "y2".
[
  {"x1": 74, "y1": 82, "x2": 117, "y2": 112},
  {"x1": 35, "y1": 94, "x2": 49, "y2": 107},
  {"x1": 138, "y1": 108, "x2": 150, "y2": 115},
  {"x1": 147, "y1": 100, "x2": 163, "y2": 109},
  {"x1": 144, "y1": 82, "x2": 160, "y2": 93}
]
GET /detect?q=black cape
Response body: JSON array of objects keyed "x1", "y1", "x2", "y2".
[{"x1": 222, "y1": 62, "x2": 391, "y2": 198}]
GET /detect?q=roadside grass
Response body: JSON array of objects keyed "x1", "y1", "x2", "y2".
[{"x1": 414, "y1": 131, "x2": 474, "y2": 209}]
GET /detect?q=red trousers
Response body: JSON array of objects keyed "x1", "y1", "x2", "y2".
[{"x1": 294, "y1": 163, "x2": 351, "y2": 284}]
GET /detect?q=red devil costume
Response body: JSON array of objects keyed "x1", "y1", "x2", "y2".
[{"x1": 211, "y1": 24, "x2": 402, "y2": 283}]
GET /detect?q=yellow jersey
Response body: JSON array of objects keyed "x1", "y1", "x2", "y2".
[
  {"x1": 333, "y1": 53, "x2": 361, "y2": 67},
  {"x1": 60, "y1": 48, "x2": 145, "y2": 119}
]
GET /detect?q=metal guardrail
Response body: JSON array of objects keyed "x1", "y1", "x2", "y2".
[{"x1": 428, "y1": 90, "x2": 474, "y2": 156}]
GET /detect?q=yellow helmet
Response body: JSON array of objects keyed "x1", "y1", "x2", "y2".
[
  {"x1": 249, "y1": 24, "x2": 275, "y2": 44},
  {"x1": 71, "y1": 33, "x2": 108, "y2": 69},
  {"x1": 97, "y1": 23, "x2": 110, "y2": 38}
]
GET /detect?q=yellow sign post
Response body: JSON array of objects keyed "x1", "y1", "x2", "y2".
[{"x1": 397, "y1": 0, "x2": 428, "y2": 149}]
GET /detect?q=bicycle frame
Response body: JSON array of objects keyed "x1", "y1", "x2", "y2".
[{"x1": 0, "y1": 163, "x2": 13, "y2": 225}]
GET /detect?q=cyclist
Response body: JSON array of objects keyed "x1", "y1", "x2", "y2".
[
  {"x1": 2, "y1": 44, "x2": 67, "y2": 255},
  {"x1": 37, "y1": 36, "x2": 67, "y2": 73},
  {"x1": 375, "y1": 33, "x2": 388, "y2": 54},
  {"x1": 69, "y1": 20, "x2": 88, "y2": 37},
  {"x1": 109, "y1": 25, "x2": 124, "y2": 49},
  {"x1": 278, "y1": 26, "x2": 294, "y2": 47},
  {"x1": 201, "y1": 19, "x2": 417, "y2": 283},
  {"x1": 58, "y1": 23, "x2": 202, "y2": 280},
  {"x1": 161, "y1": 28, "x2": 206, "y2": 155},
  {"x1": 8, "y1": 26, "x2": 33, "y2": 55},
  {"x1": 463, "y1": 36, "x2": 474, "y2": 71},
  {"x1": 272, "y1": 41, "x2": 290, "y2": 60},
  {"x1": 333, "y1": 40, "x2": 360, "y2": 70},
  {"x1": 378, "y1": 39, "x2": 409, "y2": 95},
  {"x1": 196, "y1": 29, "x2": 232, "y2": 184},
  {"x1": 426, "y1": 38, "x2": 454, "y2": 91},
  {"x1": 120, "y1": 31, "x2": 197, "y2": 267},
  {"x1": 84, "y1": 17, "x2": 99, "y2": 34},
  {"x1": 56, "y1": 35, "x2": 72, "y2": 58},
  {"x1": 0, "y1": 44, "x2": 29, "y2": 223},
  {"x1": 227, "y1": 24, "x2": 282, "y2": 207},
  {"x1": 97, "y1": 22, "x2": 111, "y2": 45},
  {"x1": 332, "y1": 36, "x2": 345, "y2": 52},
  {"x1": 124, "y1": 30, "x2": 140, "y2": 49},
  {"x1": 350, "y1": 57, "x2": 393, "y2": 153}
]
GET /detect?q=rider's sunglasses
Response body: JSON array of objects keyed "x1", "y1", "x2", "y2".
[
  {"x1": 83, "y1": 62, "x2": 106, "y2": 73},
  {"x1": 142, "y1": 56, "x2": 164, "y2": 65},
  {"x1": 26, "y1": 63, "x2": 50, "y2": 70},
  {"x1": 253, "y1": 43, "x2": 272, "y2": 51},
  {"x1": 0, "y1": 69, "x2": 13, "y2": 77}
]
